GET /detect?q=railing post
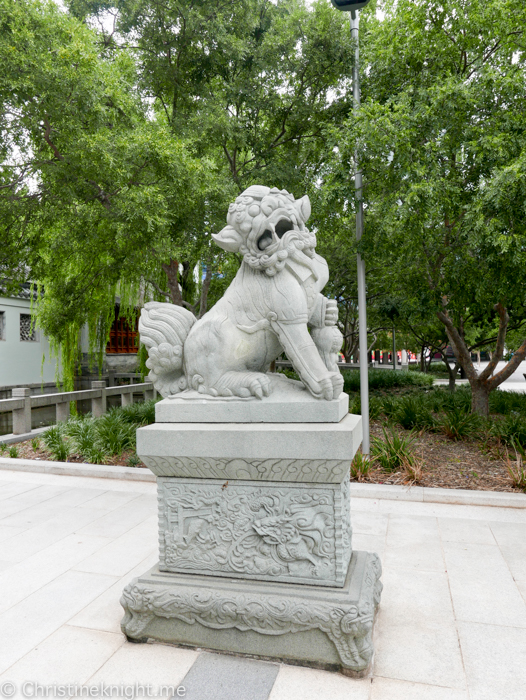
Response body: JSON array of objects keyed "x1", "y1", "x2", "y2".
[
  {"x1": 12, "y1": 387, "x2": 31, "y2": 435},
  {"x1": 144, "y1": 377, "x2": 155, "y2": 402},
  {"x1": 56, "y1": 399, "x2": 70, "y2": 423},
  {"x1": 91, "y1": 380, "x2": 107, "y2": 418},
  {"x1": 121, "y1": 390, "x2": 133, "y2": 407}
]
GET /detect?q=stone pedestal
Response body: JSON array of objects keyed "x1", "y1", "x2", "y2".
[{"x1": 121, "y1": 377, "x2": 382, "y2": 674}]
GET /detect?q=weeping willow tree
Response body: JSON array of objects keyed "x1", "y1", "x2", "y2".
[{"x1": 0, "y1": 0, "x2": 226, "y2": 387}]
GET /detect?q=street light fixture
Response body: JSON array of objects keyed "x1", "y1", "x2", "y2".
[
  {"x1": 330, "y1": 0, "x2": 370, "y2": 12},
  {"x1": 331, "y1": 0, "x2": 371, "y2": 454}
]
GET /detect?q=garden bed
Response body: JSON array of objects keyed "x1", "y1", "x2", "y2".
[{"x1": 365, "y1": 420, "x2": 519, "y2": 492}]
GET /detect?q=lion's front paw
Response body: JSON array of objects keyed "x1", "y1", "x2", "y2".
[
  {"x1": 318, "y1": 372, "x2": 344, "y2": 400},
  {"x1": 329, "y1": 371, "x2": 344, "y2": 398},
  {"x1": 214, "y1": 371, "x2": 271, "y2": 399}
]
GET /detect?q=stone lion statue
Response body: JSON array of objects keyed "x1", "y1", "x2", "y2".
[{"x1": 139, "y1": 185, "x2": 343, "y2": 401}]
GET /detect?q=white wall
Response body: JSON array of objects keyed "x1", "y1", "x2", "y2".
[{"x1": 0, "y1": 296, "x2": 57, "y2": 387}]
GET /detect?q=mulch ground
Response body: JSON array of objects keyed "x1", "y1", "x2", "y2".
[
  {"x1": 4, "y1": 420, "x2": 523, "y2": 493},
  {"x1": 364, "y1": 419, "x2": 521, "y2": 492}
]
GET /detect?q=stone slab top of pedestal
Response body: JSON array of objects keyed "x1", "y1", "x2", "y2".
[
  {"x1": 137, "y1": 412, "x2": 362, "y2": 468},
  {"x1": 155, "y1": 373, "x2": 349, "y2": 424}
]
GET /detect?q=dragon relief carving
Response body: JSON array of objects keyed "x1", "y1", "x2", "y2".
[
  {"x1": 139, "y1": 185, "x2": 343, "y2": 401},
  {"x1": 120, "y1": 552, "x2": 383, "y2": 672},
  {"x1": 158, "y1": 479, "x2": 351, "y2": 586}
]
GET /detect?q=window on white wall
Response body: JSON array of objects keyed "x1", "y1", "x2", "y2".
[
  {"x1": 0, "y1": 311, "x2": 4, "y2": 340},
  {"x1": 20, "y1": 313, "x2": 38, "y2": 342}
]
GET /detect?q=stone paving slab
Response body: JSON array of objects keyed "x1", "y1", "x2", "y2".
[
  {"x1": 180, "y1": 652, "x2": 279, "y2": 700},
  {"x1": 1, "y1": 468, "x2": 526, "y2": 698}
]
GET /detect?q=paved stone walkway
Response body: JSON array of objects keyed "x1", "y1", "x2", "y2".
[{"x1": 1, "y1": 469, "x2": 526, "y2": 700}]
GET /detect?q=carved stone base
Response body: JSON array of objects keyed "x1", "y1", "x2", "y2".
[
  {"x1": 120, "y1": 550, "x2": 382, "y2": 675},
  {"x1": 157, "y1": 476, "x2": 352, "y2": 587}
]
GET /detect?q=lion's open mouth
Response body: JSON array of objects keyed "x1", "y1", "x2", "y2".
[{"x1": 257, "y1": 218, "x2": 294, "y2": 250}]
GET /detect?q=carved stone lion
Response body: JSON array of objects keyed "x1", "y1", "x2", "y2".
[{"x1": 139, "y1": 185, "x2": 343, "y2": 400}]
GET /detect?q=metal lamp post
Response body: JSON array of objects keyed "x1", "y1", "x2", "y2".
[{"x1": 331, "y1": 0, "x2": 371, "y2": 454}]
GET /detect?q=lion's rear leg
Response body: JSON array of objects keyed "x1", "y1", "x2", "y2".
[{"x1": 212, "y1": 371, "x2": 271, "y2": 399}]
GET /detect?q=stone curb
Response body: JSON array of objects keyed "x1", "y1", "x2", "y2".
[
  {"x1": 0, "y1": 457, "x2": 155, "y2": 482},
  {"x1": 349, "y1": 482, "x2": 526, "y2": 509},
  {"x1": 1, "y1": 457, "x2": 525, "y2": 508}
]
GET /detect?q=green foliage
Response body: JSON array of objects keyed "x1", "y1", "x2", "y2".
[
  {"x1": 350, "y1": 452, "x2": 370, "y2": 481},
  {"x1": 41, "y1": 399, "x2": 157, "y2": 463},
  {"x1": 31, "y1": 437, "x2": 41, "y2": 451},
  {"x1": 506, "y1": 440, "x2": 526, "y2": 492},
  {"x1": 319, "y1": 0, "x2": 526, "y2": 411},
  {"x1": 371, "y1": 427, "x2": 418, "y2": 473},
  {"x1": 408, "y1": 362, "x2": 458, "y2": 378},
  {"x1": 119, "y1": 399, "x2": 157, "y2": 426},
  {"x1": 436, "y1": 407, "x2": 482, "y2": 441},
  {"x1": 126, "y1": 453, "x2": 142, "y2": 468},
  {"x1": 277, "y1": 367, "x2": 301, "y2": 382},
  {"x1": 491, "y1": 413, "x2": 526, "y2": 448},
  {"x1": 94, "y1": 411, "x2": 136, "y2": 455},
  {"x1": 342, "y1": 369, "x2": 433, "y2": 393},
  {"x1": 489, "y1": 391, "x2": 526, "y2": 417},
  {"x1": 0, "y1": 0, "x2": 211, "y2": 384},
  {"x1": 394, "y1": 395, "x2": 435, "y2": 431},
  {"x1": 0, "y1": 442, "x2": 7, "y2": 455},
  {"x1": 8, "y1": 445, "x2": 19, "y2": 458},
  {"x1": 43, "y1": 425, "x2": 71, "y2": 462}
]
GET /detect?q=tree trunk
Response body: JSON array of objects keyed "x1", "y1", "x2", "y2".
[
  {"x1": 447, "y1": 361, "x2": 460, "y2": 393},
  {"x1": 437, "y1": 304, "x2": 526, "y2": 416},
  {"x1": 471, "y1": 382, "x2": 490, "y2": 417},
  {"x1": 161, "y1": 259, "x2": 183, "y2": 306}
]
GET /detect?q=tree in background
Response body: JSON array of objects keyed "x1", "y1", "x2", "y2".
[
  {"x1": 68, "y1": 0, "x2": 356, "y2": 307},
  {"x1": 0, "y1": 0, "x2": 358, "y2": 383},
  {"x1": 0, "y1": 0, "x2": 215, "y2": 384},
  {"x1": 322, "y1": 0, "x2": 526, "y2": 414}
]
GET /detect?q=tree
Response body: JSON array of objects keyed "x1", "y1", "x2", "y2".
[
  {"x1": 0, "y1": 0, "x2": 213, "y2": 383},
  {"x1": 69, "y1": 0, "x2": 357, "y2": 308},
  {"x1": 325, "y1": 0, "x2": 526, "y2": 414}
]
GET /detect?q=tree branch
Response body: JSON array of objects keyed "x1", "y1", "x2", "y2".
[{"x1": 478, "y1": 303, "x2": 508, "y2": 382}]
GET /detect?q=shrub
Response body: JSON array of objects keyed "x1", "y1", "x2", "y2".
[
  {"x1": 277, "y1": 367, "x2": 300, "y2": 381},
  {"x1": 0, "y1": 442, "x2": 7, "y2": 455},
  {"x1": 342, "y1": 368, "x2": 433, "y2": 393},
  {"x1": 349, "y1": 395, "x2": 382, "y2": 420},
  {"x1": 491, "y1": 413, "x2": 526, "y2": 448},
  {"x1": 489, "y1": 390, "x2": 526, "y2": 417},
  {"x1": 395, "y1": 395, "x2": 435, "y2": 431},
  {"x1": 401, "y1": 455, "x2": 424, "y2": 484},
  {"x1": 8, "y1": 445, "x2": 19, "y2": 458},
  {"x1": 506, "y1": 440, "x2": 526, "y2": 491},
  {"x1": 380, "y1": 396, "x2": 401, "y2": 421},
  {"x1": 371, "y1": 427, "x2": 418, "y2": 472},
  {"x1": 127, "y1": 453, "x2": 142, "y2": 468},
  {"x1": 31, "y1": 437, "x2": 41, "y2": 451},
  {"x1": 43, "y1": 425, "x2": 70, "y2": 462},
  {"x1": 119, "y1": 399, "x2": 157, "y2": 426},
  {"x1": 409, "y1": 361, "x2": 458, "y2": 377},
  {"x1": 64, "y1": 417, "x2": 107, "y2": 464},
  {"x1": 94, "y1": 411, "x2": 136, "y2": 455},
  {"x1": 436, "y1": 406, "x2": 481, "y2": 440},
  {"x1": 351, "y1": 452, "x2": 371, "y2": 481}
]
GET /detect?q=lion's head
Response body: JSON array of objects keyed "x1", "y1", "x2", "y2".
[{"x1": 212, "y1": 186, "x2": 316, "y2": 276}]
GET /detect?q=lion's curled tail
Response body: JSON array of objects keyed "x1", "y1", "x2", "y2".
[{"x1": 138, "y1": 302, "x2": 196, "y2": 397}]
